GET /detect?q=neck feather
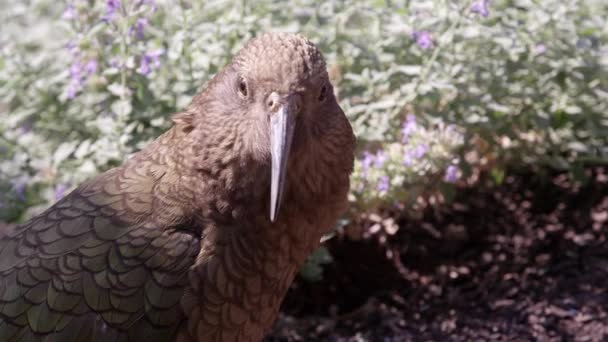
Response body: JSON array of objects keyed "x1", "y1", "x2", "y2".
[{"x1": 164, "y1": 115, "x2": 353, "y2": 341}]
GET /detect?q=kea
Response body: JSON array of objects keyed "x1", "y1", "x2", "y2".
[{"x1": 0, "y1": 32, "x2": 355, "y2": 341}]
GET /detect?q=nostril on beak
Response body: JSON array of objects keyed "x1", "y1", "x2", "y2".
[
  {"x1": 267, "y1": 92, "x2": 281, "y2": 112},
  {"x1": 294, "y1": 98, "x2": 302, "y2": 113},
  {"x1": 290, "y1": 94, "x2": 303, "y2": 115},
  {"x1": 267, "y1": 92, "x2": 302, "y2": 114}
]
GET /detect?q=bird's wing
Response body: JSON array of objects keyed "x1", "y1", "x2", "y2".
[{"x1": 0, "y1": 164, "x2": 200, "y2": 342}]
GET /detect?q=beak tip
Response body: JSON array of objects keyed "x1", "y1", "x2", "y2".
[{"x1": 270, "y1": 201, "x2": 278, "y2": 222}]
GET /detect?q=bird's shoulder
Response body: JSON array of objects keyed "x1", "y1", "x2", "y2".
[{"x1": 0, "y1": 155, "x2": 201, "y2": 341}]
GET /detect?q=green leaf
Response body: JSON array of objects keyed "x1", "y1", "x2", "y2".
[
  {"x1": 299, "y1": 246, "x2": 333, "y2": 282},
  {"x1": 107, "y1": 83, "x2": 130, "y2": 98},
  {"x1": 111, "y1": 100, "x2": 132, "y2": 117},
  {"x1": 490, "y1": 168, "x2": 505, "y2": 185},
  {"x1": 52, "y1": 142, "x2": 76, "y2": 167}
]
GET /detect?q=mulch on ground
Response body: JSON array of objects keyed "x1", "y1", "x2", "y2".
[{"x1": 268, "y1": 167, "x2": 608, "y2": 341}]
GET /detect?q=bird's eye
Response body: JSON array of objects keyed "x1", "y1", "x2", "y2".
[
  {"x1": 318, "y1": 84, "x2": 328, "y2": 102},
  {"x1": 238, "y1": 77, "x2": 248, "y2": 98}
]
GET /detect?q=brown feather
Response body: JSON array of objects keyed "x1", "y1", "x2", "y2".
[{"x1": 0, "y1": 32, "x2": 354, "y2": 342}]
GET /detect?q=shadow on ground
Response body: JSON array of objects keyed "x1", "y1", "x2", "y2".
[{"x1": 269, "y1": 167, "x2": 608, "y2": 341}]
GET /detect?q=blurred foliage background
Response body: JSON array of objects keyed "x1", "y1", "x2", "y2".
[{"x1": 0, "y1": 0, "x2": 607, "y2": 277}]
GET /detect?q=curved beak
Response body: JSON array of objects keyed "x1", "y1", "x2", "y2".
[{"x1": 269, "y1": 96, "x2": 298, "y2": 222}]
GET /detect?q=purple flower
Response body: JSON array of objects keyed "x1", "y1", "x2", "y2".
[
  {"x1": 412, "y1": 31, "x2": 433, "y2": 50},
  {"x1": 137, "y1": 59, "x2": 151, "y2": 75},
  {"x1": 10, "y1": 180, "x2": 26, "y2": 201},
  {"x1": 535, "y1": 44, "x2": 547, "y2": 55},
  {"x1": 17, "y1": 117, "x2": 33, "y2": 134},
  {"x1": 103, "y1": 0, "x2": 121, "y2": 22},
  {"x1": 377, "y1": 176, "x2": 390, "y2": 193},
  {"x1": 66, "y1": 61, "x2": 84, "y2": 98},
  {"x1": 361, "y1": 151, "x2": 374, "y2": 173},
  {"x1": 66, "y1": 81, "x2": 80, "y2": 99},
  {"x1": 471, "y1": 0, "x2": 490, "y2": 17},
  {"x1": 401, "y1": 114, "x2": 417, "y2": 143},
  {"x1": 414, "y1": 143, "x2": 427, "y2": 159},
  {"x1": 69, "y1": 61, "x2": 82, "y2": 79},
  {"x1": 54, "y1": 184, "x2": 69, "y2": 200},
  {"x1": 403, "y1": 151, "x2": 413, "y2": 166},
  {"x1": 108, "y1": 58, "x2": 121, "y2": 68},
  {"x1": 137, "y1": 49, "x2": 163, "y2": 75},
  {"x1": 107, "y1": 0, "x2": 121, "y2": 13},
  {"x1": 132, "y1": 18, "x2": 148, "y2": 40},
  {"x1": 373, "y1": 150, "x2": 387, "y2": 168},
  {"x1": 66, "y1": 58, "x2": 96, "y2": 99},
  {"x1": 69, "y1": 61, "x2": 84, "y2": 77},
  {"x1": 84, "y1": 59, "x2": 98, "y2": 75},
  {"x1": 65, "y1": 41, "x2": 80, "y2": 57},
  {"x1": 62, "y1": 4, "x2": 76, "y2": 20},
  {"x1": 444, "y1": 165, "x2": 459, "y2": 183}
]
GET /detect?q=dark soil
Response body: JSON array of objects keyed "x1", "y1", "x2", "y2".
[{"x1": 267, "y1": 168, "x2": 608, "y2": 341}]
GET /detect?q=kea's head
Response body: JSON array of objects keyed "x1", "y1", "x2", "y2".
[{"x1": 174, "y1": 32, "x2": 353, "y2": 222}]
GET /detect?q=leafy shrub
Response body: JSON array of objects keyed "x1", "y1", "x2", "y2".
[{"x1": 1, "y1": 0, "x2": 607, "y2": 229}]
